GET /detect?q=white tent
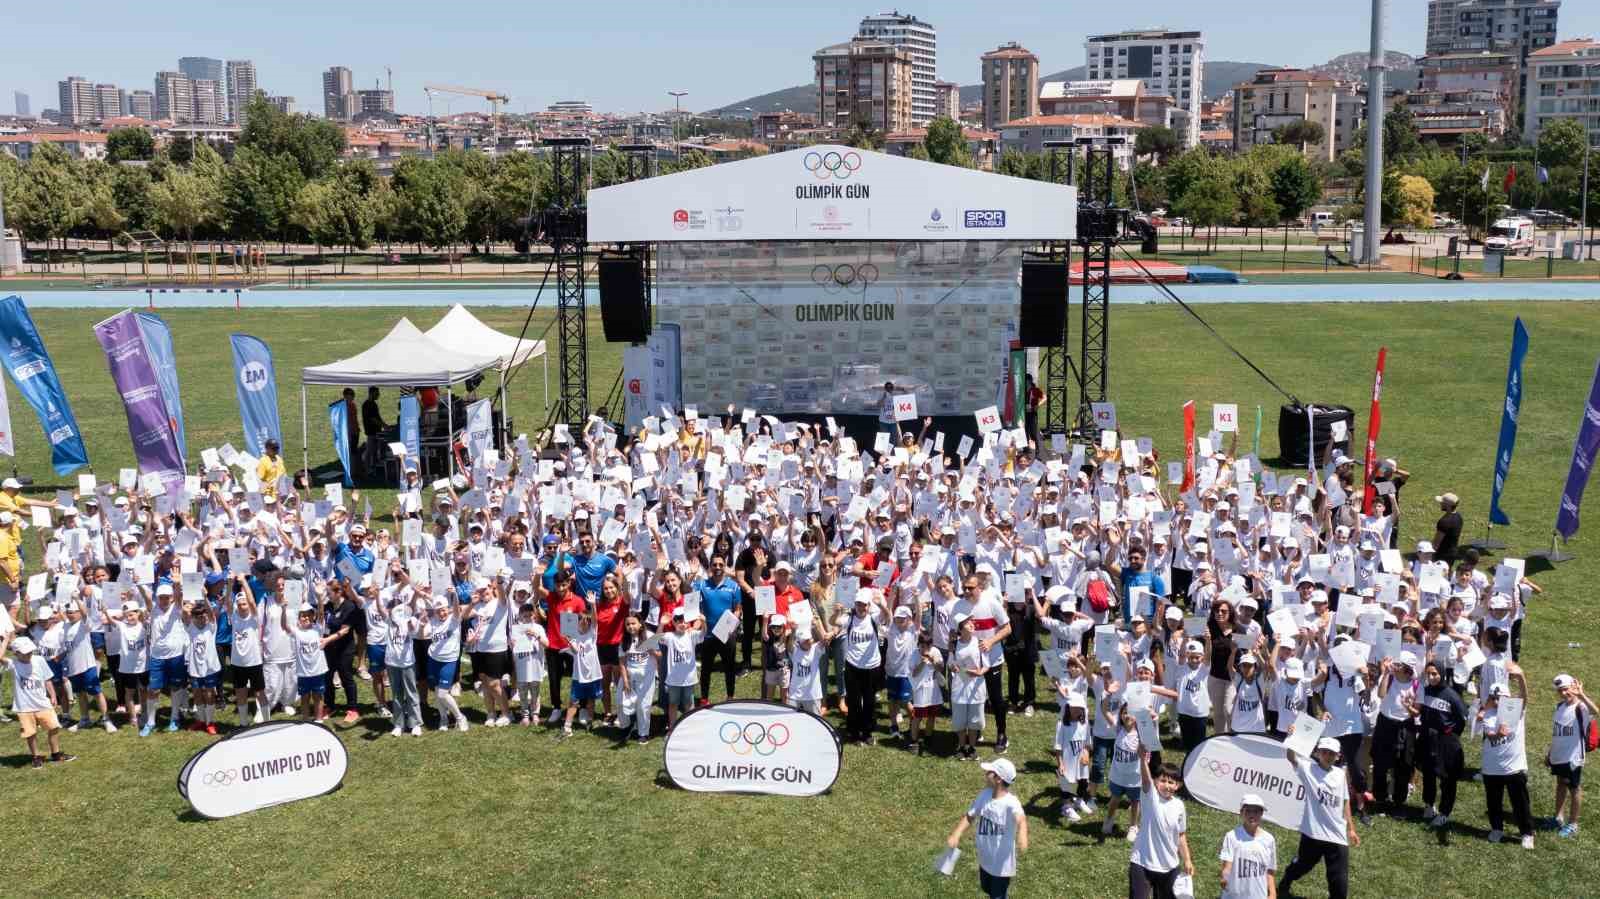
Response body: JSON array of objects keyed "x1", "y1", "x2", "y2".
[
  {"x1": 299, "y1": 317, "x2": 501, "y2": 482},
  {"x1": 302, "y1": 317, "x2": 499, "y2": 387},
  {"x1": 424, "y1": 304, "x2": 549, "y2": 422}
]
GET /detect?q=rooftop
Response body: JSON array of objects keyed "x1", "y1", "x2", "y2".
[
  {"x1": 1001, "y1": 114, "x2": 1148, "y2": 128},
  {"x1": 1530, "y1": 37, "x2": 1598, "y2": 58}
]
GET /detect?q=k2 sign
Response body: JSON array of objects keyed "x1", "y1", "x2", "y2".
[
  {"x1": 178, "y1": 720, "x2": 348, "y2": 819},
  {"x1": 1181, "y1": 733, "x2": 1307, "y2": 831},
  {"x1": 1090, "y1": 402, "x2": 1117, "y2": 430},
  {"x1": 663, "y1": 700, "x2": 842, "y2": 797}
]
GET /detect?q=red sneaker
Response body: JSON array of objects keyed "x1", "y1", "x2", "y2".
[
  {"x1": 343, "y1": 709, "x2": 359, "y2": 724},
  {"x1": 204, "y1": 723, "x2": 218, "y2": 736},
  {"x1": 695, "y1": 698, "x2": 710, "y2": 709}
]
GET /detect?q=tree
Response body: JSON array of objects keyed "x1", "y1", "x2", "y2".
[
  {"x1": 922, "y1": 116, "x2": 972, "y2": 167},
  {"x1": 1272, "y1": 120, "x2": 1326, "y2": 154},
  {"x1": 1382, "y1": 109, "x2": 1422, "y2": 163},
  {"x1": 1134, "y1": 125, "x2": 1181, "y2": 164},
  {"x1": 238, "y1": 95, "x2": 347, "y2": 180},
  {"x1": 1232, "y1": 157, "x2": 1280, "y2": 227},
  {"x1": 842, "y1": 121, "x2": 883, "y2": 151},
  {"x1": 1436, "y1": 163, "x2": 1499, "y2": 237},
  {"x1": 1160, "y1": 148, "x2": 1223, "y2": 217},
  {"x1": 223, "y1": 146, "x2": 305, "y2": 251},
  {"x1": 1270, "y1": 154, "x2": 1322, "y2": 223},
  {"x1": 1394, "y1": 174, "x2": 1435, "y2": 228},
  {"x1": 111, "y1": 164, "x2": 155, "y2": 233},
  {"x1": 10, "y1": 143, "x2": 84, "y2": 262},
  {"x1": 1537, "y1": 118, "x2": 1588, "y2": 170},
  {"x1": 905, "y1": 143, "x2": 931, "y2": 162},
  {"x1": 1173, "y1": 171, "x2": 1239, "y2": 249},
  {"x1": 1120, "y1": 161, "x2": 1166, "y2": 211},
  {"x1": 392, "y1": 157, "x2": 466, "y2": 250},
  {"x1": 106, "y1": 127, "x2": 156, "y2": 163},
  {"x1": 148, "y1": 159, "x2": 219, "y2": 259},
  {"x1": 75, "y1": 160, "x2": 125, "y2": 243}
]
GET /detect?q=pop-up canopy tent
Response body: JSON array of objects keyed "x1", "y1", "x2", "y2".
[
  {"x1": 423, "y1": 304, "x2": 549, "y2": 421},
  {"x1": 300, "y1": 317, "x2": 500, "y2": 481}
]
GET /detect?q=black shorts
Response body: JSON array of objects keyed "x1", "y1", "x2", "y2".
[
  {"x1": 598, "y1": 643, "x2": 621, "y2": 666},
  {"x1": 1551, "y1": 762, "x2": 1584, "y2": 789},
  {"x1": 113, "y1": 669, "x2": 149, "y2": 694},
  {"x1": 232, "y1": 663, "x2": 266, "y2": 693},
  {"x1": 470, "y1": 650, "x2": 512, "y2": 680}
]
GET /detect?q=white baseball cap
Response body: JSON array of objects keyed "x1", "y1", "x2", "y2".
[
  {"x1": 1315, "y1": 736, "x2": 1342, "y2": 754},
  {"x1": 1185, "y1": 640, "x2": 1205, "y2": 654},
  {"x1": 1240, "y1": 793, "x2": 1267, "y2": 810},
  {"x1": 1, "y1": 477, "x2": 20, "y2": 490},
  {"x1": 10, "y1": 635, "x2": 36, "y2": 654},
  {"x1": 769, "y1": 614, "x2": 788, "y2": 627},
  {"x1": 980, "y1": 758, "x2": 1017, "y2": 784}
]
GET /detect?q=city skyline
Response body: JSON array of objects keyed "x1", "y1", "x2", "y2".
[{"x1": 6, "y1": 1, "x2": 1598, "y2": 119}]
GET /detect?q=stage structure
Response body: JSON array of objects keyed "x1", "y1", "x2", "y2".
[
  {"x1": 1039, "y1": 142, "x2": 1077, "y2": 439},
  {"x1": 587, "y1": 146, "x2": 1076, "y2": 437},
  {"x1": 542, "y1": 137, "x2": 592, "y2": 431}
]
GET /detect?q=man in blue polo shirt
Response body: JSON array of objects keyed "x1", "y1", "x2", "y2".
[
  {"x1": 570, "y1": 531, "x2": 616, "y2": 600},
  {"x1": 692, "y1": 556, "x2": 742, "y2": 705},
  {"x1": 331, "y1": 525, "x2": 375, "y2": 585},
  {"x1": 1110, "y1": 542, "x2": 1165, "y2": 627}
]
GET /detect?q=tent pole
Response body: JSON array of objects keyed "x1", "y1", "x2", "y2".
[
  {"x1": 300, "y1": 386, "x2": 308, "y2": 492},
  {"x1": 447, "y1": 387, "x2": 455, "y2": 482},
  {"x1": 543, "y1": 354, "x2": 549, "y2": 413},
  {"x1": 499, "y1": 368, "x2": 509, "y2": 449}
]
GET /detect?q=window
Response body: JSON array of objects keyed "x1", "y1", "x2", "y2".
[{"x1": 1183, "y1": 44, "x2": 1192, "y2": 52}]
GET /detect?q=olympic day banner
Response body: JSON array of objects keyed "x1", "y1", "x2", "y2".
[
  {"x1": 95, "y1": 309, "x2": 185, "y2": 491},
  {"x1": 663, "y1": 700, "x2": 842, "y2": 797},
  {"x1": 1555, "y1": 357, "x2": 1600, "y2": 541},
  {"x1": 1181, "y1": 733, "x2": 1307, "y2": 831},
  {"x1": 0, "y1": 295, "x2": 88, "y2": 474},
  {"x1": 178, "y1": 720, "x2": 348, "y2": 819},
  {"x1": 230, "y1": 333, "x2": 283, "y2": 456},
  {"x1": 136, "y1": 312, "x2": 187, "y2": 463},
  {"x1": 1490, "y1": 318, "x2": 1529, "y2": 526}
]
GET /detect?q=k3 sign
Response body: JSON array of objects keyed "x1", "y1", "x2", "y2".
[
  {"x1": 1180, "y1": 733, "x2": 1306, "y2": 831},
  {"x1": 663, "y1": 700, "x2": 842, "y2": 797},
  {"x1": 177, "y1": 720, "x2": 348, "y2": 819}
]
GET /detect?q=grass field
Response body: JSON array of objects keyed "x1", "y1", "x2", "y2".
[{"x1": 4, "y1": 299, "x2": 1600, "y2": 898}]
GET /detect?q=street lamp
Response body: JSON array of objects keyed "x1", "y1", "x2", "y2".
[
  {"x1": 1582, "y1": 135, "x2": 1592, "y2": 262},
  {"x1": 668, "y1": 90, "x2": 688, "y2": 155}
]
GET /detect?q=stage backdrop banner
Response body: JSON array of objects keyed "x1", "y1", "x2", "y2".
[
  {"x1": 0, "y1": 295, "x2": 88, "y2": 474},
  {"x1": 230, "y1": 333, "x2": 282, "y2": 457},
  {"x1": 1181, "y1": 733, "x2": 1307, "y2": 831},
  {"x1": 663, "y1": 700, "x2": 842, "y2": 797},
  {"x1": 588, "y1": 145, "x2": 1076, "y2": 242},
  {"x1": 136, "y1": 312, "x2": 186, "y2": 463},
  {"x1": 177, "y1": 720, "x2": 348, "y2": 819},
  {"x1": 657, "y1": 240, "x2": 1023, "y2": 416},
  {"x1": 94, "y1": 309, "x2": 185, "y2": 491}
]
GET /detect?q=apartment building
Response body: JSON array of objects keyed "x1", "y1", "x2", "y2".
[
  {"x1": 857, "y1": 12, "x2": 937, "y2": 126},
  {"x1": 997, "y1": 113, "x2": 1145, "y2": 166},
  {"x1": 1523, "y1": 37, "x2": 1600, "y2": 146},
  {"x1": 980, "y1": 42, "x2": 1039, "y2": 130},
  {"x1": 1039, "y1": 79, "x2": 1174, "y2": 130},
  {"x1": 226, "y1": 60, "x2": 257, "y2": 123},
  {"x1": 1230, "y1": 68, "x2": 1342, "y2": 161},
  {"x1": 1084, "y1": 28, "x2": 1203, "y2": 147},
  {"x1": 814, "y1": 38, "x2": 917, "y2": 134}
]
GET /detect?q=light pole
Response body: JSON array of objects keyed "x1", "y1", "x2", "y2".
[
  {"x1": 1583, "y1": 136, "x2": 1592, "y2": 262},
  {"x1": 1361, "y1": 0, "x2": 1385, "y2": 267},
  {"x1": 668, "y1": 90, "x2": 687, "y2": 156}
]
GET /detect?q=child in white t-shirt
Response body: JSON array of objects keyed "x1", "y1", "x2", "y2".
[
  {"x1": 908, "y1": 631, "x2": 944, "y2": 755},
  {"x1": 787, "y1": 617, "x2": 832, "y2": 715},
  {"x1": 1102, "y1": 708, "x2": 1143, "y2": 841},
  {"x1": 510, "y1": 602, "x2": 548, "y2": 726},
  {"x1": 1219, "y1": 794, "x2": 1277, "y2": 899},
  {"x1": 950, "y1": 615, "x2": 990, "y2": 761},
  {"x1": 617, "y1": 613, "x2": 658, "y2": 744},
  {"x1": 659, "y1": 612, "x2": 705, "y2": 730},
  {"x1": 1054, "y1": 693, "x2": 1093, "y2": 821},
  {"x1": 561, "y1": 606, "x2": 603, "y2": 738}
]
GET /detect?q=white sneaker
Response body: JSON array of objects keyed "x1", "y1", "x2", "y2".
[
  {"x1": 359, "y1": 670, "x2": 372, "y2": 681},
  {"x1": 1522, "y1": 835, "x2": 1535, "y2": 850},
  {"x1": 1084, "y1": 798, "x2": 1098, "y2": 815},
  {"x1": 457, "y1": 718, "x2": 469, "y2": 732},
  {"x1": 1488, "y1": 829, "x2": 1503, "y2": 843},
  {"x1": 1023, "y1": 705, "x2": 1035, "y2": 718},
  {"x1": 579, "y1": 709, "x2": 592, "y2": 726},
  {"x1": 253, "y1": 710, "x2": 265, "y2": 724},
  {"x1": 1423, "y1": 804, "x2": 1438, "y2": 820},
  {"x1": 378, "y1": 707, "x2": 393, "y2": 719},
  {"x1": 1065, "y1": 806, "x2": 1082, "y2": 823},
  {"x1": 450, "y1": 683, "x2": 461, "y2": 697},
  {"x1": 496, "y1": 715, "x2": 511, "y2": 727},
  {"x1": 409, "y1": 726, "x2": 422, "y2": 737},
  {"x1": 390, "y1": 726, "x2": 403, "y2": 737},
  {"x1": 1076, "y1": 798, "x2": 1092, "y2": 815},
  {"x1": 66, "y1": 720, "x2": 80, "y2": 733},
  {"x1": 1125, "y1": 824, "x2": 1139, "y2": 843},
  {"x1": 546, "y1": 709, "x2": 562, "y2": 725},
  {"x1": 103, "y1": 720, "x2": 118, "y2": 733}
]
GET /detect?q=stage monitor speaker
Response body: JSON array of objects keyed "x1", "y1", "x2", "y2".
[
  {"x1": 597, "y1": 255, "x2": 649, "y2": 343},
  {"x1": 1018, "y1": 260, "x2": 1069, "y2": 347}
]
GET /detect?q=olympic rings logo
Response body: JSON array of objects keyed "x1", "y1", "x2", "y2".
[
  {"x1": 202, "y1": 769, "x2": 239, "y2": 787},
  {"x1": 1200, "y1": 759, "x2": 1232, "y2": 778},
  {"x1": 810, "y1": 262, "x2": 879, "y2": 294},
  {"x1": 803, "y1": 150, "x2": 862, "y2": 181},
  {"x1": 719, "y1": 720, "x2": 791, "y2": 756}
]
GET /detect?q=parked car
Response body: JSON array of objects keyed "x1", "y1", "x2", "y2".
[{"x1": 1528, "y1": 209, "x2": 1572, "y2": 228}]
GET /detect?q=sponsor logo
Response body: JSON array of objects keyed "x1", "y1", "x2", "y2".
[
  {"x1": 713, "y1": 205, "x2": 743, "y2": 233},
  {"x1": 923, "y1": 208, "x2": 950, "y2": 233},
  {"x1": 803, "y1": 150, "x2": 862, "y2": 181},
  {"x1": 672, "y1": 209, "x2": 689, "y2": 231},
  {"x1": 719, "y1": 719, "x2": 790, "y2": 757},
  {"x1": 203, "y1": 769, "x2": 240, "y2": 787},
  {"x1": 239, "y1": 361, "x2": 271, "y2": 392},
  {"x1": 1200, "y1": 758, "x2": 1233, "y2": 777},
  {"x1": 1587, "y1": 404, "x2": 1600, "y2": 428},
  {"x1": 964, "y1": 209, "x2": 1007, "y2": 229},
  {"x1": 672, "y1": 208, "x2": 707, "y2": 232},
  {"x1": 627, "y1": 378, "x2": 642, "y2": 395}
]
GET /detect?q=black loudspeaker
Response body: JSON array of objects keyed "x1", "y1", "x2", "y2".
[
  {"x1": 1018, "y1": 260, "x2": 1069, "y2": 347},
  {"x1": 597, "y1": 255, "x2": 649, "y2": 343}
]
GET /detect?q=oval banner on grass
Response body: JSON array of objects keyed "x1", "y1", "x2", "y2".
[
  {"x1": 663, "y1": 700, "x2": 842, "y2": 796},
  {"x1": 177, "y1": 720, "x2": 348, "y2": 819},
  {"x1": 1180, "y1": 732, "x2": 1307, "y2": 831}
]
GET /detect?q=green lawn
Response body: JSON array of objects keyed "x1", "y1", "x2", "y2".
[{"x1": 5, "y1": 300, "x2": 1600, "y2": 898}]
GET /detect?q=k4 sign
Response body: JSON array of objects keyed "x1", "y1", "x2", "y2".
[
  {"x1": 178, "y1": 721, "x2": 348, "y2": 819},
  {"x1": 1181, "y1": 733, "x2": 1307, "y2": 831},
  {"x1": 892, "y1": 393, "x2": 918, "y2": 422},
  {"x1": 663, "y1": 700, "x2": 842, "y2": 797}
]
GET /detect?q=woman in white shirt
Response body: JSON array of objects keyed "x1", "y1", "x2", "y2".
[
  {"x1": 841, "y1": 590, "x2": 886, "y2": 745},
  {"x1": 423, "y1": 593, "x2": 469, "y2": 732},
  {"x1": 1478, "y1": 683, "x2": 1535, "y2": 849}
]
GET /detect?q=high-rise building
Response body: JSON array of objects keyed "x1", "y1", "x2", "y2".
[
  {"x1": 813, "y1": 38, "x2": 916, "y2": 134},
  {"x1": 127, "y1": 90, "x2": 155, "y2": 119},
  {"x1": 322, "y1": 66, "x2": 355, "y2": 120},
  {"x1": 357, "y1": 89, "x2": 395, "y2": 116},
  {"x1": 980, "y1": 42, "x2": 1039, "y2": 129},
  {"x1": 58, "y1": 76, "x2": 98, "y2": 124},
  {"x1": 178, "y1": 57, "x2": 224, "y2": 90},
  {"x1": 1425, "y1": 1, "x2": 1467, "y2": 56},
  {"x1": 193, "y1": 79, "x2": 224, "y2": 124},
  {"x1": 1447, "y1": 0, "x2": 1560, "y2": 115},
  {"x1": 226, "y1": 59, "x2": 257, "y2": 123},
  {"x1": 1524, "y1": 37, "x2": 1599, "y2": 145},
  {"x1": 265, "y1": 95, "x2": 295, "y2": 114},
  {"x1": 13, "y1": 91, "x2": 30, "y2": 117},
  {"x1": 1084, "y1": 28, "x2": 1204, "y2": 147},
  {"x1": 155, "y1": 71, "x2": 194, "y2": 122},
  {"x1": 933, "y1": 81, "x2": 961, "y2": 119},
  {"x1": 856, "y1": 12, "x2": 936, "y2": 126},
  {"x1": 1229, "y1": 68, "x2": 1342, "y2": 161},
  {"x1": 95, "y1": 84, "x2": 124, "y2": 119}
]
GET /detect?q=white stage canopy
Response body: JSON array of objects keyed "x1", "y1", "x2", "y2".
[
  {"x1": 424, "y1": 304, "x2": 545, "y2": 369},
  {"x1": 587, "y1": 144, "x2": 1076, "y2": 243},
  {"x1": 301, "y1": 318, "x2": 499, "y2": 387}
]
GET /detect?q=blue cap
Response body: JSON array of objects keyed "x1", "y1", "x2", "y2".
[
  {"x1": 542, "y1": 534, "x2": 561, "y2": 546},
  {"x1": 204, "y1": 573, "x2": 227, "y2": 588}
]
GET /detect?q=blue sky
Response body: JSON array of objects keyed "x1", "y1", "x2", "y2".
[{"x1": 5, "y1": 1, "x2": 1598, "y2": 117}]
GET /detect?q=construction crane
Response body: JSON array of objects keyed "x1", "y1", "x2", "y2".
[{"x1": 423, "y1": 83, "x2": 509, "y2": 154}]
